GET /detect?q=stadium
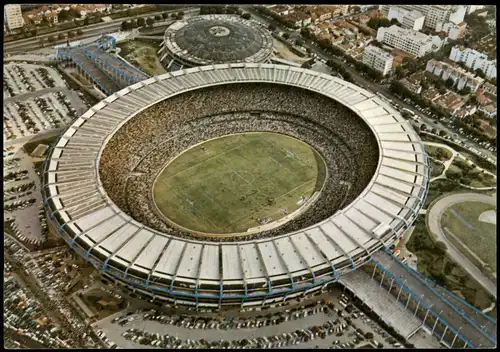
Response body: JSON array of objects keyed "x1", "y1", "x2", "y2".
[
  {"x1": 158, "y1": 15, "x2": 274, "y2": 70},
  {"x1": 41, "y1": 64, "x2": 430, "y2": 308}
]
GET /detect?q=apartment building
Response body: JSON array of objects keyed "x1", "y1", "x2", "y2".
[
  {"x1": 449, "y1": 45, "x2": 497, "y2": 79},
  {"x1": 387, "y1": 7, "x2": 425, "y2": 31},
  {"x1": 376, "y1": 25, "x2": 434, "y2": 57},
  {"x1": 442, "y1": 22, "x2": 467, "y2": 40},
  {"x1": 426, "y1": 59, "x2": 484, "y2": 92},
  {"x1": 380, "y1": 5, "x2": 465, "y2": 32},
  {"x1": 4, "y1": 4, "x2": 24, "y2": 31},
  {"x1": 362, "y1": 45, "x2": 393, "y2": 76}
]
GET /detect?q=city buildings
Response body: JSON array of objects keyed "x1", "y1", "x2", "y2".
[
  {"x1": 387, "y1": 7, "x2": 425, "y2": 31},
  {"x1": 362, "y1": 45, "x2": 393, "y2": 76},
  {"x1": 426, "y1": 59, "x2": 484, "y2": 92},
  {"x1": 442, "y1": 21, "x2": 467, "y2": 40},
  {"x1": 376, "y1": 25, "x2": 434, "y2": 57},
  {"x1": 449, "y1": 45, "x2": 497, "y2": 79},
  {"x1": 4, "y1": 4, "x2": 24, "y2": 31},
  {"x1": 380, "y1": 5, "x2": 466, "y2": 32}
]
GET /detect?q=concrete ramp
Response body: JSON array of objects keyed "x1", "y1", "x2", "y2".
[{"x1": 340, "y1": 269, "x2": 422, "y2": 339}]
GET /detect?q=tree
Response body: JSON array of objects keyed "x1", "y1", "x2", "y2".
[
  {"x1": 121, "y1": 21, "x2": 129, "y2": 31},
  {"x1": 58, "y1": 33, "x2": 65, "y2": 40},
  {"x1": 130, "y1": 19, "x2": 138, "y2": 29},
  {"x1": 146, "y1": 18, "x2": 155, "y2": 27},
  {"x1": 77, "y1": 29, "x2": 83, "y2": 36},
  {"x1": 420, "y1": 123, "x2": 427, "y2": 131},
  {"x1": 351, "y1": 5, "x2": 361, "y2": 13},
  {"x1": 48, "y1": 35, "x2": 56, "y2": 43},
  {"x1": 438, "y1": 86, "x2": 447, "y2": 95},
  {"x1": 84, "y1": 17, "x2": 90, "y2": 26},
  {"x1": 137, "y1": 17, "x2": 145, "y2": 27},
  {"x1": 435, "y1": 241, "x2": 448, "y2": 255},
  {"x1": 295, "y1": 38, "x2": 304, "y2": 46},
  {"x1": 178, "y1": 11, "x2": 184, "y2": 17},
  {"x1": 268, "y1": 23, "x2": 277, "y2": 32},
  {"x1": 68, "y1": 31, "x2": 76, "y2": 38},
  {"x1": 283, "y1": 32, "x2": 291, "y2": 40},
  {"x1": 439, "y1": 130, "x2": 447, "y2": 137},
  {"x1": 175, "y1": 14, "x2": 183, "y2": 20},
  {"x1": 365, "y1": 332, "x2": 374, "y2": 340},
  {"x1": 241, "y1": 13, "x2": 251, "y2": 20},
  {"x1": 155, "y1": 15, "x2": 162, "y2": 21},
  {"x1": 162, "y1": 12, "x2": 169, "y2": 19},
  {"x1": 445, "y1": 77, "x2": 455, "y2": 89},
  {"x1": 390, "y1": 18, "x2": 400, "y2": 25},
  {"x1": 171, "y1": 13, "x2": 176, "y2": 18}
]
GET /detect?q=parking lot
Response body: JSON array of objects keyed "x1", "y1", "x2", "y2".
[
  {"x1": 3, "y1": 62, "x2": 89, "y2": 141},
  {"x1": 92, "y1": 288, "x2": 413, "y2": 349}
]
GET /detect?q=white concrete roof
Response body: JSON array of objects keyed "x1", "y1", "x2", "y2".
[{"x1": 44, "y1": 63, "x2": 429, "y2": 286}]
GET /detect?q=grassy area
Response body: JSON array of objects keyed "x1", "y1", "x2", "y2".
[
  {"x1": 421, "y1": 134, "x2": 497, "y2": 175},
  {"x1": 441, "y1": 201, "x2": 496, "y2": 272},
  {"x1": 429, "y1": 159, "x2": 445, "y2": 178},
  {"x1": 117, "y1": 40, "x2": 166, "y2": 76},
  {"x1": 446, "y1": 158, "x2": 497, "y2": 187},
  {"x1": 23, "y1": 135, "x2": 59, "y2": 155},
  {"x1": 153, "y1": 132, "x2": 326, "y2": 234},
  {"x1": 425, "y1": 145, "x2": 452, "y2": 161},
  {"x1": 424, "y1": 179, "x2": 479, "y2": 209},
  {"x1": 407, "y1": 217, "x2": 495, "y2": 310}
]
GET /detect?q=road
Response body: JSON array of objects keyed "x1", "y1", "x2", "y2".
[
  {"x1": 244, "y1": 6, "x2": 496, "y2": 162},
  {"x1": 3, "y1": 8, "x2": 199, "y2": 53},
  {"x1": 426, "y1": 192, "x2": 497, "y2": 298}
]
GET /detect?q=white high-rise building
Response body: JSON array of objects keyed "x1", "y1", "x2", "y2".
[
  {"x1": 380, "y1": 5, "x2": 466, "y2": 32},
  {"x1": 4, "y1": 4, "x2": 24, "y2": 31},
  {"x1": 387, "y1": 6, "x2": 425, "y2": 31},
  {"x1": 362, "y1": 45, "x2": 393, "y2": 76},
  {"x1": 449, "y1": 45, "x2": 497, "y2": 80},
  {"x1": 376, "y1": 25, "x2": 434, "y2": 58}
]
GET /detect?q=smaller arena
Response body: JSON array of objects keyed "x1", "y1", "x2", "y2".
[{"x1": 158, "y1": 14, "x2": 274, "y2": 70}]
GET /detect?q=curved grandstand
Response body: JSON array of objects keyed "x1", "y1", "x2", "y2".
[
  {"x1": 158, "y1": 15, "x2": 273, "y2": 71},
  {"x1": 42, "y1": 64, "x2": 430, "y2": 308}
]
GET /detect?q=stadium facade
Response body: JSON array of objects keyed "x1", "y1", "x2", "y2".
[
  {"x1": 158, "y1": 15, "x2": 274, "y2": 71},
  {"x1": 42, "y1": 64, "x2": 430, "y2": 308}
]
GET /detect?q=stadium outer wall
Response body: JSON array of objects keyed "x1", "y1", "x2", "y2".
[{"x1": 41, "y1": 64, "x2": 430, "y2": 309}]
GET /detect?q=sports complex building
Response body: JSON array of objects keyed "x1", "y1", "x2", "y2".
[
  {"x1": 158, "y1": 15, "x2": 274, "y2": 71},
  {"x1": 41, "y1": 63, "x2": 430, "y2": 308}
]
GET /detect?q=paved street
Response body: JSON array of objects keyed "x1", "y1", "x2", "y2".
[{"x1": 426, "y1": 192, "x2": 497, "y2": 298}]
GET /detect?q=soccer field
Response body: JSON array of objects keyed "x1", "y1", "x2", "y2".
[{"x1": 153, "y1": 132, "x2": 326, "y2": 234}]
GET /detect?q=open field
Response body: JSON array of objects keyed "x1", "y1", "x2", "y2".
[
  {"x1": 425, "y1": 145, "x2": 452, "y2": 161},
  {"x1": 117, "y1": 40, "x2": 166, "y2": 76},
  {"x1": 407, "y1": 217, "x2": 495, "y2": 310},
  {"x1": 429, "y1": 159, "x2": 444, "y2": 178},
  {"x1": 153, "y1": 132, "x2": 326, "y2": 234},
  {"x1": 441, "y1": 201, "x2": 497, "y2": 272}
]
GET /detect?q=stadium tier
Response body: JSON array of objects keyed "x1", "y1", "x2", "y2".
[
  {"x1": 159, "y1": 15, "x2": 274, "y2": 70},
  {"x1": 41, "y1": 64, "x2": 430, "y2": 308}
]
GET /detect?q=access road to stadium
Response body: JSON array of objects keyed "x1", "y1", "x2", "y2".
[
  {"x1": 244, "y1": 6, "x2": 495, "y2": 162},
  {"x1": 3, "y1": 8, "x2": 200, "y2": 54},
  {"x1": 427, "y1": 192, "x2": 497, "y2": 298},
  {"x1": 372, "y1": 250, "x2": 496, "y2": 348}
]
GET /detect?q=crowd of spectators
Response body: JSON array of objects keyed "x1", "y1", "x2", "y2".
[{"x1": 99, "y1": 83, "x2": 379, "y2": 242}]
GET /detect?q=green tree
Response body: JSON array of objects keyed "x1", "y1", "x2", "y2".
[
  {"x1": 84, "y1": 17, "x2": 90, "y2": 26},
  {"x1": 390, "y1": 18, "x2": 400, "y2": 25},
  {"x1": 445, "y1": 77, "x2": 455, "y2": 89},
  {"x1": 268, "y1": 23, "x2": 277, "y2": 32},
  {"x1": 58, "y1": 33, "x2": 65, "y2": 40},
  {"x1": 435, "y1": 241, "x2": 448, "y2": 255},
  {"x1": 177, "y1": 11, "x2": 184, "y2": 17},
  {"x1": 137, "y1": 17, "x2": 146, "y2": 27},
  {"x1": 121, "y1": 21, "x2": 129, "y2": 31},
  {"x1": 77, "y1": 29, "x2": 83, "y2": 36},
  {"x1": 439, "y1": 130, "x2": 447, "y2": 137},
  {"x1": 146, "y1": 18, "x2": 155, "y2": 27},
  {"x1": 351, "y1": 5, "x2": 361, "y2": 13},
  {"x1": 295, "y1": 38, "x2": 304, "y2": 46},
  {"x1": 283, "y1": 32, "x2": 291, "y2": 40},
  {"x1": 155, "y1": 15, "x2": 162, "y2": 21},
  {"x1": 241, "y1": 13, "x2": 251, "y2": 20},
  {"x1": 420, "y1": 123, "x2": 427, "y2": 131},
  {"x1": 162, "y1": 12, "x2": 169, "y2": 19}
]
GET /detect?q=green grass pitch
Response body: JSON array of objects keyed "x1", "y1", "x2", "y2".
[{"x1": 153, "y1": 132, "x2": 326, "y2": 234}]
